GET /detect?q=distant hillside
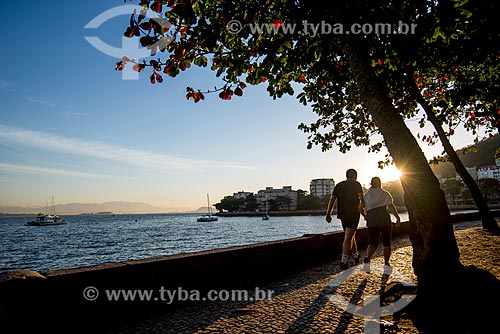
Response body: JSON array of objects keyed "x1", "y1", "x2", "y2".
[
  {"x1": 431, "y1": 133, "x2": 500, "y2": 178},
  {"x1": 0, "y1": 201, "x2": 167, "y2": 215},
  {"x1": 185, "y1": 206, "x2": 216, "y2": 213}
]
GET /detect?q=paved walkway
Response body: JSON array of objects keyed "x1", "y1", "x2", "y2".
[{"x1": 106, "y1": 220, "x2": 500, "y2": 334}]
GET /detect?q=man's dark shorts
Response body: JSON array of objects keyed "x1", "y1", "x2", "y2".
[{"x1": 341, "y1": 216, "x2": 360, "y2": 230}]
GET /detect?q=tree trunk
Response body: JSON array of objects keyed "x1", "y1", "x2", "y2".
[
  {"x1": 407, "y1": 76, "x2": 500, "y2": 233},
  {"x1": 341, "y1": 33, "x2": 461, "y2": 278},
  {"x1": 339, "y1": 33, "x2": 500, "y2": 334}
]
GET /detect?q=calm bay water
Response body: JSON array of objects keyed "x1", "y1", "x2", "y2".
[{"x1": 0, "y1": 211, "x2": 411, "y2": 273}]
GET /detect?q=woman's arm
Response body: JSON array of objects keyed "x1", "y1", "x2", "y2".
[{"x1": 388, "y1": 203, "x2": 401, "y2": 224}]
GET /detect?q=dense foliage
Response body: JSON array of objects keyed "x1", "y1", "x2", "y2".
[{"x1": 118, "y1": 0, "x2": 499, "y2": 168}]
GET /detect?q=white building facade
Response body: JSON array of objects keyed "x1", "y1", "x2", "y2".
[
  {"x1": 233, "y1": 191, "x2": 253, "y2": 199},
  {"x1": 478, "y1": 165, "x2": 500, "y2": 180},
  {"x1": 256, "y1": 186, "x2": 298, "y2": 211},
  {"x1": 309, "y1": 178, "x2": 335, "y2": 198}
]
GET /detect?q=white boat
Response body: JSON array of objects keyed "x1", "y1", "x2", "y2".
[
  {"x1": 26, "y1": 197, "x2": 67, "y2": 226},
  {"x1": 197, "y1": 193, "x2": 218, "y2": 222},
  {"x1": 262, "y1": 194, "x2": 270, "y2": 220},
  {"x1": 26, "y1": 213, "x2": 66, "y2": 226}
]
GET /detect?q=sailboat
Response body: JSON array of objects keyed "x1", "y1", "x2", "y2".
[
  {"x1": 262, "y1": 194, "x2": 270, "y2": 220},
  {"x1": 26, "y1": 196, "x2": 67, "y2": 226},
  {"x1": 197, "y1": 193, "x2": 218, "y2": 222}
]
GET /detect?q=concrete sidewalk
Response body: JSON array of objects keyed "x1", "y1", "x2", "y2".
[{"x1": 105, "y1": 220, "x2": 500, "y2": 334}]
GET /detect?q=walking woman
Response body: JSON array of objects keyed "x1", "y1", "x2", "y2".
[{"x1": 359, "y1": 176, "x2": 401, "y2": 273}]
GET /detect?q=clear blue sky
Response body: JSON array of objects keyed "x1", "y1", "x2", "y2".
[{"x1": 0, "y1": 1, "x2": 480, "y2": 211}]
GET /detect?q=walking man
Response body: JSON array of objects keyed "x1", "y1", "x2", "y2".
[{"x1": 326, "y1": 168, "x2": 364, "y2": 270}]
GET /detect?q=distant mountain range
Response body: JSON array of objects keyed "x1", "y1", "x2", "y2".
[{"x1": 0, "y1": 201, "x2": 210, "y2": 215}]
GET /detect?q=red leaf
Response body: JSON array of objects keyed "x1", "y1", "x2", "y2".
[
  {"x1": 377, "y1": 58, "x2": 384, "y2": 66},
  {"x1": 150, "y1": 60, "x2": 161, "y2": 71},
  {"x1": 115, "y1": 61, "x2": 125, "y2": 71},
  {"x1": 471, "y1": 112, "x2": 476, "y2": 119},
  {"x1": 154, "y1": 1, "x2": 162, "y2": 13},
  {"x1": 155, "y1": 73, "x2": 163, "y2": 83},
  {"x1": 150, "y1": 44, "x2": 157, "y2": 57},
  {"x1": 273, "y1": 20, "x2": 283, "y2": 28},
  {"x1": 140, "y1": 36, "x2": 154, "y2": 47},
  {"x1": 300, "y1": 75, "x2": 306, "y2": 83},
  {"x1": 150, "y1": 73, "x2": 156, "y2": 84},
  {"x1": 139, "y1": 22, "x2": 152, "y2": 31},
  {"x1": 219, "y1": 89, "x2": 232, "y2": 100},
  {"x1": 124, "y1": 26, "x2": 139, "y2": 38},
  {"x1": 239, "y1": 82, "x2": 247, "y2": 89},
  {"x1": 234, "y1": 87, "x2": 243, "y2": 96},
  {"x1": 124, "y1": 27, "x2": 134, "y2": 38},
  {"x1": 192, "y1": 92, "x2": 205, "y2": 103},
  {"x1": 179, "y1": 61, "x2": 186, "y2": 71},
  {"x1": 261, "y1": 77, "x2": 267, "y2": 83},
  {"x1": 133, "y1": 64, "x2": 145, "y2": 72}
]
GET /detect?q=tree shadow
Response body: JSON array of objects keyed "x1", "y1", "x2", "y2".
[
  {"x1": 283, "y1": 278, "x2": 368, "y2": 334},
  {"x1": 396, "y1": 264, "x2": 500, "y2": 334},
  {"x1": 103, "y1": 260, "x2": 347, "y2": 334}
]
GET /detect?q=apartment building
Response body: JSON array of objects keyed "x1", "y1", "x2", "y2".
[
  {"x1": 256, "y1": 186, "x2": 298, "y2": 211},
  {"x1": 310, "y1": 178, "x2": 335, "y2": 199}
]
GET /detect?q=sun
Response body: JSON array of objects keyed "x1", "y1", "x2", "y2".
[
  {"x1": 381, "y1": 165, "x2": 402, "y2": 181},
  {"x1": 368, "y1": 165, "x2": 403, "y2": 184}
]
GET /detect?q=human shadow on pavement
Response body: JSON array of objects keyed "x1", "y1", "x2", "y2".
[{"x1": 104, "y1": 258, "x2": 348, "y2": 334}]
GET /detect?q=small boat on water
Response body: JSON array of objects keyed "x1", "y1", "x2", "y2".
[
  {"x1": 262, "y1": 194, "x2": 270, "y2": 220},
  {"x1": 25, "y1": 196, "x2": 67, "y2": 226},
  {"x1": 26, "y1": 213, "x2": 67, "y2": 226},
  {"x1": 197, "y1": 193, "x2": 218, "y2": 222}
]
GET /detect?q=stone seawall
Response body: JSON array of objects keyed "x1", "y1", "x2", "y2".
[{"x1": 0, "y1": 210, "x2": 498, "y2": 333}]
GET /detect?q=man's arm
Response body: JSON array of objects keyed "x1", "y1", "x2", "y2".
[
  {"x1": 358, "y1": 192, "x2": 367, "y2": 220},
  {"x1": 325, "y1": 194, "x2": 336, "y2": 223}
]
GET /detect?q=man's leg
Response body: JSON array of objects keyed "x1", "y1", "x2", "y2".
[{"x1": 341, "y1": 227, "x2": 356, "y2": 268}]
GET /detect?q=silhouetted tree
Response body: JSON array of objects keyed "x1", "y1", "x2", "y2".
[{"x1": 118, "y1": 2, "x2": 500, "y2": 331}]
